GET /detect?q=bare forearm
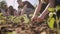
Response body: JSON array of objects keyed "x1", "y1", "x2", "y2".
[
  {"x1": 38, "y1": 3, "x2": 50, "y2": 19},
  {"x1": 39, "y1": 0, "x2": 55, "y2": 19},
  {"x1": 21, "y1": 5, "x2": 27, "y2": 15},
  {"x1": 34, "y1": 2, "x2": 42, "y2": 16}
]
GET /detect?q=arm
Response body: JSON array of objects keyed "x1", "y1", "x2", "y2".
[
  {"x1": 38, "y1": 3, "x2": 50, "y2": 19},
  {"x1": 31, "y1": 1, "x2": 43, "y2": 21},
  {"x1": 38, "y1": 0, "x2": 55, "y2": 19},
  {"x1": 21, "y1": 5, "x2": 27, "y2": 15},
  {"x1": 33, "y1": 1, "x2": 42, "y2": 17}
]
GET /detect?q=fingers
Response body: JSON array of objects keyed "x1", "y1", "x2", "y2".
[
  {"x1": 37, "y1": 17, "x2": 44, "y2": 22},
  {"x1": 31, "y1": 16, "x2": 44, "y2": 23},
  {"x1": 31, "y1": 17, "x2": 37, "y2": 22}
]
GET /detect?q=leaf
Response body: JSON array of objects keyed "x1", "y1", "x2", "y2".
[
  {"x1": 48, "y1": 7, "x2": 55, "y2": 12},
  {"x1": 48, "y1": 18, "x2": 55, "y2": 30}
]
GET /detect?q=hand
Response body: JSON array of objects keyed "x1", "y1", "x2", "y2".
[
  {"x1": 37, "y1": 16, "x2": 44, "y2": 22},
  {"x1": 31, "y1": 15, "x2": 37, "y2": 22}
]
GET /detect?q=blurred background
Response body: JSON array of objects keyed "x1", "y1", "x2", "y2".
[{"x1": 0, "y1": 0, "x2": 39, "y2": 10}]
